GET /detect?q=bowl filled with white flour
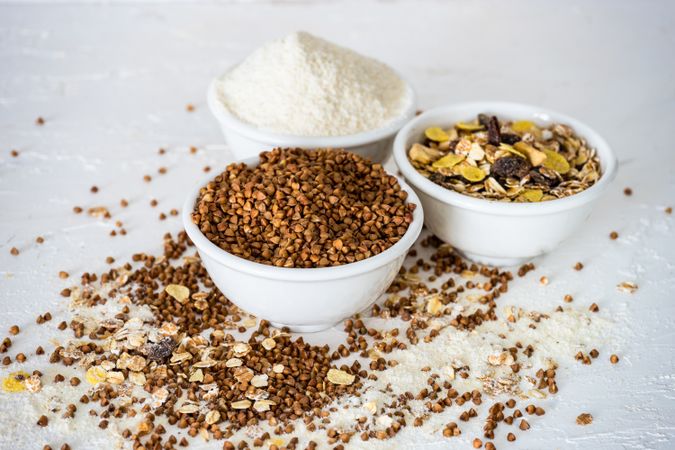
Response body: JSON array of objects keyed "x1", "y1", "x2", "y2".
[{"x1": 208, "y1": 31, "x2": 416, "y2": 162}]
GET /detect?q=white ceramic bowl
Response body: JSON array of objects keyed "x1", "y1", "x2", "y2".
[
  {"x1": 182, "y1": 156, "x2": 424, "y2": 332},
  {"x1": 393, "y1": 102, "x2": 618, "y2": 267},
  {"x1": 207, "y1": 76, "x2": 417, "y2": 163}
]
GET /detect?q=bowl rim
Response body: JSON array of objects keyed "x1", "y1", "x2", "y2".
[
  {"x1": 206, "y1": 67, "x2": 418, "y2": 147},
  {"x1": 182, "y1": 155, "x2": 424, "y2": 282},
  {"x1": 392, "y1": 101, "x2": 618, "y2": 216}
]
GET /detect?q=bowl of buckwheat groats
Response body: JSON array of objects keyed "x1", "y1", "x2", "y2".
[
  {"x1": 183, "y1": 147, "x2": 423, "y2": 331},
  {"x1": 207, "y1": 32, "x2": 416, "y2": 163},
  {"x1": 393, "y1": 102, "x2": 617, "y2": 266}
]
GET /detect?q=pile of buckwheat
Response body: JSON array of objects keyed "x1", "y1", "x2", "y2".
[{"x1": 192, "y1": 148, "x2": 416, "y2": 268}]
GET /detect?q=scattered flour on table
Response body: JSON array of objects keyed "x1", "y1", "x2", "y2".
[{"x1": 215, "y1": 31, "x2": 410, "y2": 136}]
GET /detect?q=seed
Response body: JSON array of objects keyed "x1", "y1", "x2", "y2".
[
  {"x1": 576, "y1": 413, "x2": 593, "y2": 425},
  {"x1": 189, "y1": 146, "x2": 197, "y2": 154},
  {"x1": 609, "y1": 231, "x2": 618, "y2": 240},
  {"x1": 610, "y1": 354, "x2": 619, "y2": 364},
  {"x1": 484, "y1": 443, "x2": 495, "y2": 450},
  {"x1": 666, "y1": 207, "x2": 672, "y2": 214},
  {"x1": 186, "y1": 104, "x2": 195, "y2": 112},
  {"x1": 473, "y1": 438, "x2": 482, "y2": 448},
  {"x1": 519, "y1": 419, "x2": 530, "y2": 430},
  {"x1": 36, "y1": 236, "x2": 44, "y2": 244},
  {"x1": 9, "y1": 325, "x2": 19, "y2": 335},
  {"x1": 539, "y1": 276, "x2": 549, "y2": 285},
  {"x1": 16, "y1": 353, "x2": 26, "y2": 362},
  {"x1": 70, "y1": 377, "x2": 81, "y2": 386},
  {"x1": 90, "y1": 185, "x2": 99, "y2": 193},
  {"x1": 10, "y1": 247, "x2": 19, "y2": 256},
  {"x1": 203, "y1": 166, "x2": 211, "y2": 173},
  {"x1": 73, "y1": 206, "x2": 83, "y2": 214},
  {"x1": 507, "y1": 433, "x2": 516, "y2": 442},
  {"x1": 574, "y1": 262, "x2": 584, "y2": 271},
  {"x1": 150, "y1": 199, "x2": 158, "y2": 207},
  {"x1": 61, "y1": 445, "x2": 71, "y2": 450},
  {"x1": 158, "y1": 167, "x2": 167, "y2": 175},
  {"x1": 60, "y1": 288, "x2": 71, "y2": 297},
  {"x1": 120, "y1": 198, "x2": 129, "y2": 207},
  {"x1": 159, "y1": 213, "x2": 166, "y2": 220},
  {"x1": 36, "y1": 117, "x2": 45, "y2": 125},
  {"x1": 143, "y1": 175, "x2": 152, "y2": 182},
  {"x1": 59, "y1": 271, "x2": 69, "y2": 279},
  {"x1": 37, "y1": 415, "x2": 48, "y2": 427},
  {"x1": 564, "y1": 294, "x2": 573, "y2": 303},
  {"x1": 623, "y1": 187, "x2": 632, "y2": 196},
  {"x1": 10, "y1": 149, "x2": 19, "y2": 157},
  {"x1": 589, "y1": 303, "x2": 600, "y2": 313},
  {"x1": 589, "y1": 349, "x2": 599, "y2": 358}
]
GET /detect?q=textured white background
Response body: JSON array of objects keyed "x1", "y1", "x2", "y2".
[{"x1": 1, "y1": 1, "x2": 674, "y2": 449}]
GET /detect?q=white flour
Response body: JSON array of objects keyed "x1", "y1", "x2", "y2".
[{"x1": 216, "y1": 31, "x2": 410, "y2": 136}]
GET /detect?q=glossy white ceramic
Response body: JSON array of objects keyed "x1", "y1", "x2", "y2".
[
  {"x1": 182, "y1": 157, "x2": 424, "y2": 332},
  {"x1": 393, "y1": 102, "x2": 618, "y2": 266},
  {"x1": 206, "y1": 76, "x2": 417, "y2": 163}
]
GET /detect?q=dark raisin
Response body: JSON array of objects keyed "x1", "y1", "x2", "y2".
[
  {"x1": 428, "y1": 172, "x2": 455, "y2": 190},
  {"x1": 478, "y1": 114, "x2": 491, "y2": 128},
  {"x1": 487, "y1": 116, "x2": 501, "y2": 145},
  {"x1": 447, "y1": 139, "x2": 459, "y2": 152},
  {"x1": 501, "y1": 133, "x2": 521, "y2": 145},
  {"x1": 492, "y1": 156, "x2": 531, "y2": 179},
  {"x1": 147, "y1": 337, "x2": 175, "y2": 362},
  {"x1": 529, "y1": 170, "x2": 561, "y2": 187}
]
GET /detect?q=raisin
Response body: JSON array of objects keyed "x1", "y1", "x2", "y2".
[
  {"x1": 487, "y1": 116, "x2": 501, "y2": 145},
  {"x1": 147, "y1": 337, "x2": 175, "y2": 362},
  {"x1": 447, "y1": 139, "x2": 459, "y2": 152},
  {"x1": 529, "y1": 170, "x2": 560, "y2": 188},
  {"x1": 478, "y1": 113, "x2": 491, "y2": 128},
  {"x1": 491, "y1": 156, "x2": 531, "y2": 179},
  {"x1": 501, "y1": 133, "x2": 521, "y2": 145}
]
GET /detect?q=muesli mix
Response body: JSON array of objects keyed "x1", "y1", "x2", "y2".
[{"x1": 407, "y1": 114, "x2": 602, "y2": 202}]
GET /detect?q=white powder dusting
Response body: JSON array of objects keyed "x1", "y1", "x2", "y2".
[{"x1": 216, "y1": 31, "x2": 410, "y2": 136}]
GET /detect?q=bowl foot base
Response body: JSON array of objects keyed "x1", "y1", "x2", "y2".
[
  {"x1": 269, "y1": 321, "x2": 335, "y2": 333},
  {"x1": 460, "y1": 251, "x2": 532, "y2": 267}
]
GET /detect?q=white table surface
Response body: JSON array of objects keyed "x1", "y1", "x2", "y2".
[{"x1": 1, "y1": 1, "x2": 674, "y2": 449}]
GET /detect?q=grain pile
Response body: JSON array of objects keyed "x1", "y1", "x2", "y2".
[
  {"x1": 1, "y1": 232, "x2": 614, "y2": 450},
  {"x1": 192, "y1": 148, "x2": 416, "y2": 268}
]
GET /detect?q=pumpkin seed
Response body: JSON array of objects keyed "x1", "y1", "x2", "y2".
[
  {"x1": 512, "y1": 120, "x2": 536, "y2": 133},
  {"x1": 520, "y1": 189, "x2": 544, "y2": 202},
  {"x1": 459, "y1": 165, "x2": 486, "y2": 182},
  {"x1": 425, "y1": 127, "x2": 450, "y2": 142},
  {"x1": 455, "y1": 122, "x2": 485, "y2": 131},
  {"x1": 542, "y1": 149, "x2": 571, "y2": 174},
  {"x1": 432, "y1": 153, "x2": 464, "y2": 169}
]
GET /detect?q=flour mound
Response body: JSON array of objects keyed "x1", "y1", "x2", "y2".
[{"x1": 216, "y1": 31, "x2": 409, "y2": 136}]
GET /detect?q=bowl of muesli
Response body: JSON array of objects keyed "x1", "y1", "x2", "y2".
[{"x1": 393, "y1": 102, "x2": 617, "y2": 266}]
